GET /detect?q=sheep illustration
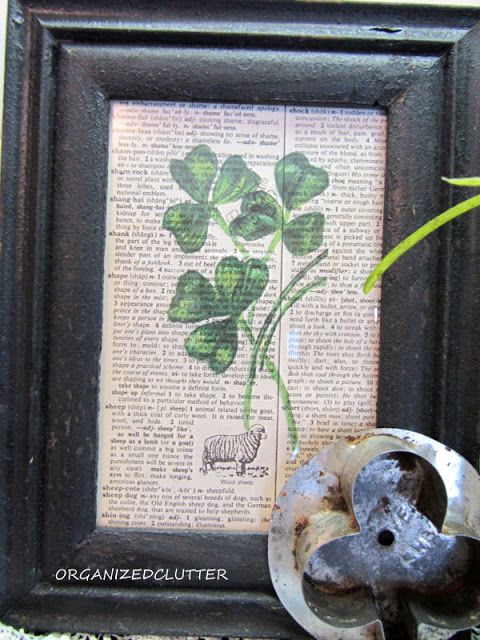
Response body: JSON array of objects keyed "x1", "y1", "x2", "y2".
[{"x1": 202, "y1": 425, "x2": 267, "y2": 476}]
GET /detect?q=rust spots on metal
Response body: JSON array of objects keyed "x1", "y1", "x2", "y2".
[
  {"x1": 306, "y1": 573, "x2": 360, "y2": 596},
  {"x1": 292, "y1": 515, "x2": 310, "y2": 570},
  {"x1": 294, "y1": 515, "x2": 309, "y2": 538},
  {"x1": 380, "y1": 496, "x2": 391, "y2": 513},
  {"x1": 321, "y1": 486, "x2": 348, "y2": 512},
  {"x1": 344, "y1": 434, "x2": 367, "y2": 445}
]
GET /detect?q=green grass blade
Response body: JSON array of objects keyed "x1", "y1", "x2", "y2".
[
  {"x1": 442, "y1": 176, "x2": 480, "y2": 187},
  {"x1": 363, "y1": 194, "x2": 480, "y2": 294}
]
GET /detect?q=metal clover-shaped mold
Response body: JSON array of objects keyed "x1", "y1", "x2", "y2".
[{"x1": 268, "y1": 429, "x2": 480, "y2": 640}]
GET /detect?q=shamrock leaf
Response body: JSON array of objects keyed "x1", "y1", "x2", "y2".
[
  {"x1": 230, "y1": 191, "x2": 282, "y2": 241},
  {"x1": 185, "y1": 317, "x2": 238, "y2": 374},
  {"x1": 215, "y1": 256, "x2": 269, "y2": 315},
  {"x1": 163, "y1": 203, "x2": 215, "y2": 253},
  {"x1": 170, "y1": 145, "x2": 217, "y2": 203},
  {"x1": 168, "y1": 271, "x2": 216, "y2": 323},
  {"x1": 275, "y1": 153, "x2": 329, "y2": 210},
  {"x1": 211, "y1": 156, "x2": 261, "y2": 205},
  {"x1": 283, "y1": 212, "x2": 325, "y2": 256}
]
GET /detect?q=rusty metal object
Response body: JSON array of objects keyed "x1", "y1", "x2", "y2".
[{"x1": 268, "y1": 428, "x2": 480, "y2": 639}]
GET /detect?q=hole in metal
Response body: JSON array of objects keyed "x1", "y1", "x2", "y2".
[{"x1": 377, "y1": 529, "x2": 395, "y2": 546}]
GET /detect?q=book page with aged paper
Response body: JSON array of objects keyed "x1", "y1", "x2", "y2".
[{"x1": 97, "y1": 101, "x2": 386, "y2": 532}]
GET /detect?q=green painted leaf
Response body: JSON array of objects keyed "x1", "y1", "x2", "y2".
[
  {"x1": 163, "y1": 203, "x2": 213, "y2": 253},
  {"x1": 275, "y1": 153, "x2": 329, "y2": 210},
  {"x1": 168, "y1": 271, "x2": 216, "y2": 323},
  {"x1": 283, "y1": 212, "x2": 325, "y2": 256},
  {"x1": 215, "y1": 256, "x2": 269, "y2": 315},
  {"x1": 214, "y1": 256, "x2": 245, "y2": 315},
  {"x1": 442, "y1": 176, "x2": 480, "y2": 187},
  {"x1": 238, "y1": 259, "x2": 270, "y2": 312},
  {"x1": 185, "y1": 318, "x2": 238, "y2": 373},
  {"x1": 211, "y1": 156, "x2": 261, "y2": 205},
  {"x1": 170, "y1": 145, "x2": 217, "y2": 203},
  {"x1": 167, "y1": 257, "x2": 269, "y2": 325},
  {"x1": 230, "y1": 191, "x2": 282, "y2": 240}
]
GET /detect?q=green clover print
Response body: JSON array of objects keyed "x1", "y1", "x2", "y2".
[{"x1": 162, "y1": 145, "x2": 330, "y2": 451}]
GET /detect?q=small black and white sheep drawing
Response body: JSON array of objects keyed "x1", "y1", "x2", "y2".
[{"x1": 202, "y1": 425, "x2": 267, "y2": 476}]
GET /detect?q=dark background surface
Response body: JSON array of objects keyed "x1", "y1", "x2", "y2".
[{"x1": 1, "y1": 2, "x2": 480, "y2": 638}]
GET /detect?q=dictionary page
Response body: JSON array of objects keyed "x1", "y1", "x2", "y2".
[{"x1": 97, "y1": 101, "x2": 386, "y2": 532}]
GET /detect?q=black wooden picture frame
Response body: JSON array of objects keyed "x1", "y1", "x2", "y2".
[{"x1": 1, "y1": 1, "x2": 480, "y2": 637}]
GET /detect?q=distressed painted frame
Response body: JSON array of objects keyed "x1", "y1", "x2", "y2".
[{"x1": 1, "y1": 1, "x2": 480, "y2": 637}]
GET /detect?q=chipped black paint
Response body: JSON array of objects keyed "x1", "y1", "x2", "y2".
[{"x1": 1, "y1": 1, "x2": 480, "y2": 637}]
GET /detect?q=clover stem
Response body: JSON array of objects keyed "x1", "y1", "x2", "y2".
[
  {"x1": 266, "y1": 249, "x2": 329, "y2": 330},
  {"x1": 262, "y1": 229, "x2": 282, "y2": 263},
  {"x1": 238, "y1": 316, "x2": 256, "y2": 345},
  {"x1": 264, "y1": 357, "x2": 298, "y2": 453},
  {"x1": 238, "y1": 317, "x2": 298, "y2": 451},
  {"x1": 258, "y1": 277, "x2": 327, "y2": 371},
  {"x1": 241, "y1": 249, "x2": 328, "y2": 436},
  {"x1": 247, "y1": 300, "x2": 257, "y2": 326},
  {"x1": 262, "y1": 209, "x2": 291, "y2": 263},
  {"x1": 210, "y1": 207, "x2": 250, "y2": 258}
]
